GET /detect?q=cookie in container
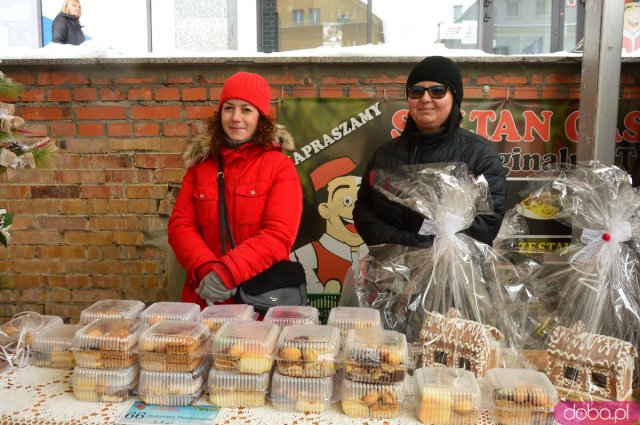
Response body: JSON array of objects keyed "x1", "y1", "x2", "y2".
[
  {"x1": 482, "y1": 368, "x2": 558, "y2": 425},
  {"x1": 31, "y1": 324, "x2": 82, "y2": 369},
  {"x1": 270, "y1": 370, "x2": 334, "y2": 412},
  {"x1": 344, "y1": 328, "x2": 409, "y2": 383},
  {"x1": 198, "y1": 304, "x2": 256, "y2": 333},
  {"x1": 140, "y1": 301, "x2": 200, "y2": 325},
  {"x1": 138, "y1": 320, "x2": 210, "y2": 372},
  {"x1": 1, "y1": 314, "x2": 63, "y2": 346},
  {"x1": 326, "y1": 307, "x2": 382, "y2": 338},
  {"x1": 212, "y1": 321, "x2": 279, "y2": 374},
  {"x1": 72, "y1": 363, "x2": 139, "y2": 402},
  {"x1": 414, "y1": 367, "x2": 481, "y2": 425},
  {"x1": 138, "y1": 359, "x2": 209, "y2": 406},
  {"x1": 208, "y1": 368, "x2": 270, "y2": 407},
  {"x1": 263, "y1": 305, "x2": 320, "y2": 328},
  {"x1": 275, "y1": 324, "x2": 340, "y2": 378},
  {"x1": 79, "y1": 299, "x2": 145, "y2": 325},
  {"x1": 72, "y1": 318, "x2": 146, "y2": 369},
  {"x1": 341, "y1": 377, "x2": 405, "y2": 419}
]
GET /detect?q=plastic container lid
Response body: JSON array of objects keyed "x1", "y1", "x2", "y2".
[
  {"x1": 327, "y1": 307, "x2": 382, "y2": 336},
  {"x1": 79, "y1": 299, "x2": 145, "y2": 325},
  {"x1": 140, "y1": 302, "x2": 200, "y2": 324},
  {"x1": 208, "y1": 368, "x2": 270, "y2": 392},
  {"x1": 73, "y1": 318, "x2": 146, "y2": 351},
  {"x1": 198, "y1": 304, "x2": 255, "y2": 332},
  {"x1": 72, "y1": 363, "x2": 140, "y2": 387},
  {"x1": 270, "y1": 370, "x2": 334, "y2": 412},
  {"x1": 341, "y1": 377, "x2": 404, "y2": 418},
  {"x1": 138, "y1": 320, "x2": 210, "y2": 353},
  {"x1": 263, "y1": 306, "x2": 320, "y2": 327},
  {"x1": 344, "y1": 328, "x2": 409, "y2": 383},
  {"x1": 482, "y1": 368, "x2": 558, "y2": 414},
  {"x1": 276, "y1": 324, "x2": 341, "y2": 377},
  {"x1": 414, "y1": 367, "x2": 481, "y2": 425},
  {"x1": 32, "y1": 323, "x2": 82, "y2": 353},
  {"x1": 138, "y1": 359, "x2": 209, "y2": 396}
]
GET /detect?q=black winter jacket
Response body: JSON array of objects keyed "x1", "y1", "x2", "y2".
[
  {"x1": 354, "y1": 126, "x2": 507, "y2": 247},
  {"x1": 52, "y1": 13, "x2": 85, "y2": 46}
]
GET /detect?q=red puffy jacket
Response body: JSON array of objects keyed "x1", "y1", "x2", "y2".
[{"x1": 168, "y1": 142, "x2": 302, "y2": 309}]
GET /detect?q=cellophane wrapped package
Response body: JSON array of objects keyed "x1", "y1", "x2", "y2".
[
  {"x1": 354, "y1": 163, "x2": 536, "y2": 375},
  {"x1": 522, "y1": 162, "x2": 640, "y2": 401}
]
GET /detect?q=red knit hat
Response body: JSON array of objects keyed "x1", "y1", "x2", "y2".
[{"x1": 218, "y1": 72, "x2": 272, "y2": 117}]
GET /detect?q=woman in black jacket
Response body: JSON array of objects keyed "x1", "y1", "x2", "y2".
[
  {"x1": 354, "y1": 56, "x2": 507, "y2": 247},
  {"x1": 52, "y1": 0, "x2": 85, "y2": 45}
]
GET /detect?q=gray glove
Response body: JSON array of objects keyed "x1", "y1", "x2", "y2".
[{"x1": 196, "y1": 271, "x2": 237, "y2": 303}]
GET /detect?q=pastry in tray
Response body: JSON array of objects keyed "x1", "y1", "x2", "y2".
[{"x1": 344, "y1": 328, "x2": 409, "y2": 383}]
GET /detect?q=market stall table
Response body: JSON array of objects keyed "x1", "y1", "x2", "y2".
[{"x1": 0, "y1": 366, "x2": 498, "y2": 425}]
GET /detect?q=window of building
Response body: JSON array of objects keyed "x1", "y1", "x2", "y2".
[
  {"x1": 564, "y1": 366, "x2": 579, "y2": 381},
  {"x1": 434, "y1": 351, "x2": 448, "y2": 365},
  {"x1": 536, "y1": 0, "x2": 549, "y2": 17},
  {"x1": 591, "y1": 372, "x2": 607, "y2": 389},
  {"x1": 458, "y1": 357, "x2": 471, "y2": 371},
  {"x1": 506, "y1": 0, "x2": 521, "y2": 18},
  {"x1": 292, "y1": 9, "x2": 304, "y2": 25},
  {"x1": 309, "y1": 8, "x2": 321, "y2": 25}
]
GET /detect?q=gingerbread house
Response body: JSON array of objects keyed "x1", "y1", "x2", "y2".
[
  {"x1": 417, "y1": 308, "x2": 504, "y2": 378},
  {"x1": 546, "y1": 322, "x2": 637, "y2": 400}
]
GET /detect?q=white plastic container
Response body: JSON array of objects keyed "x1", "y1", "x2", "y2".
[
  {"x1": 138, "y1": 360, "x2": 209, "y2": 406},
  {"x1": 208, "y1": 368, "x2": 269, "y2": 407},
  {"x1": 211, "y1": 321, "x2": 279, "y2": 374},
  {"x1": 327, "y1": 307, "x2": 382, "y2": 338},
  {"x1": 31, "y1": 324, "x2": 82, "y2": 369},
  {"x1": 341, "y1": 377, "x2": 404, "y2": 419},
  {"x1": 0, "y1": 314, "x2": 64, "y2": 346},
  {"x1": 72, "y1": 318, "x2": 146, "y2": 369},
  {"x1": 482, "y1": 368, "x2": 558, "y2": 425},
  {"x1": 263, "y1": 305, "x2": 320, "y2": 328},
  {"x1": 72, "y1": 364, "x2": 139, "y2": 402},
  {"x1": 275, "y1": 324, "x2": 340, "y2": 378},
  {"x1": 270, "y1": 370, "x2": 334, "y2": 412},
  {"x1": 414, "y1": 367, "x2": 481, "y2": 425},
  {"x1": 343, "y1": 328, "x2": 409, "y2": 383},
  {"x1": 138, "y1": 320, "x2": 210, "y2": 372},
  {"x1": 198, "y1": 304, "x2": 255, "y2": 332},
  {"x1": 79, "y1": 299, "x2": 145, "y2": 325},
  {"x1": 140, "y1": 302, "x2": 200, "y2": 325}
]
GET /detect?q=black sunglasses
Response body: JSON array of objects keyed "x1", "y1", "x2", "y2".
[{"x1": 406, "y1": 85, "x2": 450, "y2": 100}]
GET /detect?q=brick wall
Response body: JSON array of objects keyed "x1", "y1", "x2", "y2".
[{"x1": 0, "y1": 58, "x2": 637, "y2": 323}]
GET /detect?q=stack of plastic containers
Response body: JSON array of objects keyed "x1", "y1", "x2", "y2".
[
  {"x1": 263, "y1": 306, "x2": 321, "y2": 328},
  {"x1": 209, "y1": 321, "x2": 279, "y2": 408},
  {"x1": 198, "y1": 304, "x2": 256, "y2": 333},
  {"x1": 270, "y1": 324, "x2": 341, "y2": 412},
  {"x1": 340, "y1": 328, "x2": 409, "y2": 419},
  {"x1": 71, "y1": 318, "x2": 146, "y2": 402},
  {"x1": 140, "y1": 302, "x2": 200, "y2": 325},
  {"x1": 79, "y1": 299, "x2": 145, "y2": 325},
  {"x1": 482, "y1": 368, "x2": 558, "y2": 425},
  {"x1": 413, "y1": 367, "x2": 481, "y2": 425},
  {"x1": 31, "y1": 324, "x2": 82, "y2": 369},
  {"x1": 137, "y1": 320, "x2": 211, "y2": 406}
]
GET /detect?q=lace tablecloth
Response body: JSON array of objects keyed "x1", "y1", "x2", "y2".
[{"x1": 0, "y1": 366, "x2": 497, "y2": 425}]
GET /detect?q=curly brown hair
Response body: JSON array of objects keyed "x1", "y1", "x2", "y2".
[{"x1": 206, "y1": 110, "x2": 277, "y2": 157}]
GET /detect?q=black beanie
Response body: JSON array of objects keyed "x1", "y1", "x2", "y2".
[{"x1": 406, "y1": 56, "x2": 463, "y2": 106}]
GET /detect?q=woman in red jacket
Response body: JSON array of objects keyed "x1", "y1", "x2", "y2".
[{"x1": 168, "y1": 72, "x2": 303, "y2": 309}]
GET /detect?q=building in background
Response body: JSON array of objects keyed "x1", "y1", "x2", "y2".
[{"x1": 276, "y1": 0, "x2": 384, "y2": 51}]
